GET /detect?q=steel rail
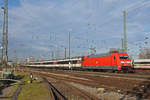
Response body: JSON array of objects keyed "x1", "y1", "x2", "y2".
[
  {"x1": 11, "y1": 81, "x2": 24, "y2": 100},
  {"x1": 42, "y1": 73, "x2": 99, "y2": 100},
  {"x1": 42, "y1": 77, "x2": 67, "y2": 100},
  {"x1": 62, "y1": 82, "x2": 99, "y2": 100}
]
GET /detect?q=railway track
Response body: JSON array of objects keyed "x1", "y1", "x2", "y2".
[
  {"x1": 43, "y1": 76, "x2": 99, "y2": 100},
  {"x1": 21, "y1": 66, "x2": 150, "y2": 82},
  {"x1": 63, "y1": 71, "x2": 150, "y2": 81},
  {"x1": 20, "y1": 67, "x2": 150, "y2": 99},
  {"x1": 29, "y1": 68, "x2": 150, "y2": 81},
  {"x1": 43, "y1": 77, "x2": 67, "y2": 100},
  {"x1": 11, "y1": 83, "x2": 23, "y2": 100}
]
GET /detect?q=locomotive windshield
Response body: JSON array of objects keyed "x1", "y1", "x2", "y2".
[{"x1": 120, "y1": 56, "x2": 128, "y2": 59}]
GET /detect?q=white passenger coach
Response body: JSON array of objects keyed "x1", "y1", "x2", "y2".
[{"x1": 133, "y1": 59, "x2": 150, "y2": 69}]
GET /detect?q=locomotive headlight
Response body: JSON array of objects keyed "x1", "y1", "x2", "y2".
[
  {"x1": 127, "y1": 61, "x2": 131, "y2": 63},
  {"x1": 121, "y1": 61, "x2": 124, "y2": 63}
]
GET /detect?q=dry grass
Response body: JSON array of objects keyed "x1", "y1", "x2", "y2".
[{"x1": 17, "y1": 73, "x2": 50, "y2": 100}]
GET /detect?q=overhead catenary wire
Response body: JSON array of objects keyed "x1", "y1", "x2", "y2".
[
  {"x1": 126, "y1": 0, "x2": 150, "y2": 13},
  {"x1": 1, "y1": 0, "x2": 150, "y2": 60}
]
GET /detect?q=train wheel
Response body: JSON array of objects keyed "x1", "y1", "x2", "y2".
[
  {"x1": 116, "y1": 71, "x2": 120, "y2": 73},
  {"x1": 130, "y1": 70, "x2": 135, "y2": 73}
]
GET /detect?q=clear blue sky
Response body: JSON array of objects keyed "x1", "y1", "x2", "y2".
[{"x1": 0, "y1": 0, "x2": 150, "y2": 61}]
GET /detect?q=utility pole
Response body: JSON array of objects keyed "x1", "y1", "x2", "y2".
[
  {"x1": 6, "y1": 0, "x2": 8, "y2": 63},
  {"x1": 14, "y1": 50, "x2": 17, "y2": 66},
  {"x1": 123, "y1": 10, "x2": 127, "y2": 53},
  {"x1": 51, "y1": 51, "x2": 54, "y2": 60},
  {"x1": 2, "y1": 7, "x2": 6, "y2": 64},
  {"x1": 121, "y1": 38, "x2": 124, "y2": 51},
  {"x1": 1, "y1": 0, "x2": 8, "y2": 68},
  {"x1": 69, "y1": 31, "x2": 71, "y2": 59},
  {"x1": 56, "y1": 46, "x2": 59, "y2": 59},
  {"x1": 64, "y1": 48, "x2": 66, "y2": 59},
  {"x1": 68, "y1": 31, "x2": 71, "y2": 70}
]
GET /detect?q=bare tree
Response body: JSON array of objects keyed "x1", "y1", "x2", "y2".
[{"x1": 139, "y1": 48, "x2": 150, "y2": 59}]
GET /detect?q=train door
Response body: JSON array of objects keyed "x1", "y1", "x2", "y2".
[
  {"x1": 112, "y1": 54, "x2": 119, "y2": 70},
  {"x1": 112, "y1": 56, "x2": 117, "y2": 66},
  {"x1": 111, "y1": 53, "x2": 122, "y2": 70}
]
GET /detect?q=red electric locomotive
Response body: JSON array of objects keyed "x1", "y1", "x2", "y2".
[{"x1": 82, "y1": 52, "x2": 133, "y2": 72}]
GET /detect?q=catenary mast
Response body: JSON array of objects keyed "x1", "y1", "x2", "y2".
[
  {"x1": 1, "y1": 0, "x2": 8, "y2": 67},
  {"x1": 123, "y1": 10, "x2": 127, "y2": 53}
]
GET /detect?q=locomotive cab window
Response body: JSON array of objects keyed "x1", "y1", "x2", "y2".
[{"x1": 120, "y1": 56, "x2": 128, "y2": 59}]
